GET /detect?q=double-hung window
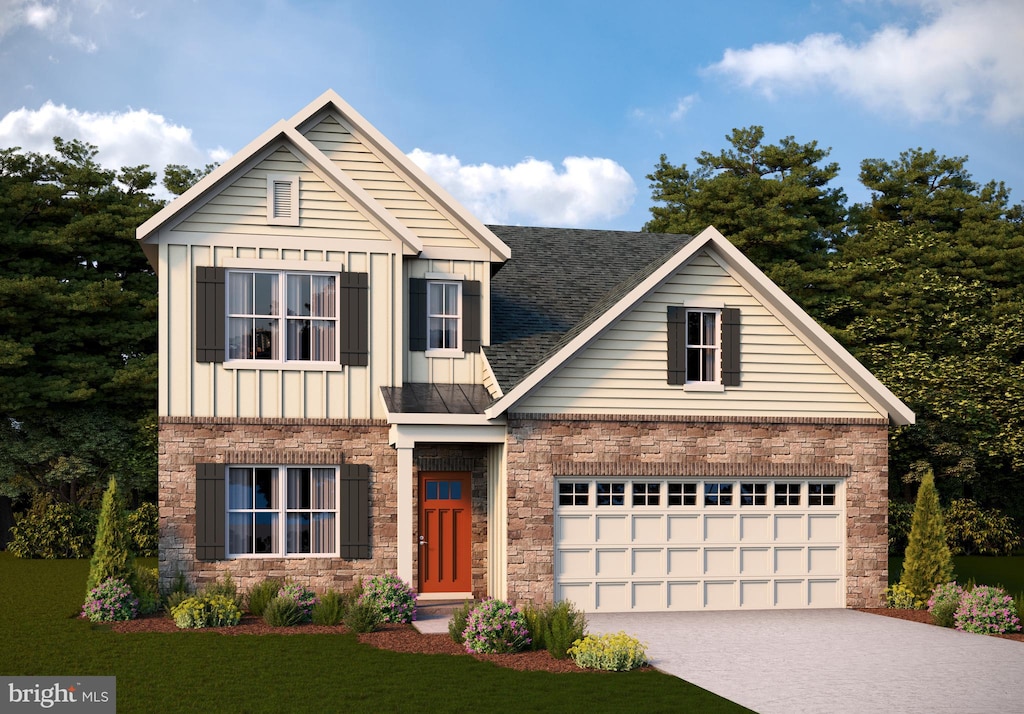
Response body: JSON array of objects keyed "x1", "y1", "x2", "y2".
[
  {"x1": 667, "y1": 305, "x2": 740, "y2": 387},
  {"x1": 227, "y1": 466, "x2": 337, "y2": 557},
  {"x1": 686, "y1": 309, "x2": 719, "y2": 383},
  {"x1": 427, "y1": 281, "x2": 461, "y2": 351},
  {"x1": 227, "y1": 271, "x2": 337, "y2": 362}
]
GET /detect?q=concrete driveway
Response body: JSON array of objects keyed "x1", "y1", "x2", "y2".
[{"x1": 586, "y1": 609, "x2": 1024, "y2": 713}]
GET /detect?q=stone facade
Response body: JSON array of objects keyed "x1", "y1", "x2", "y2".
[
  {"x1": 503, "y1": 414, "x2": 890, "y2": 609},
  {"x1": 159, "y1": 417, "x2": 396, "y2": 592}
]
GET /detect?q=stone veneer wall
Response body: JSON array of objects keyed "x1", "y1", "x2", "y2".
[
  {"x1": 503, "y1": 414, "x2": 890, "y2": 609},
  {"x1": 413, "y1": 444, "x2": 490, "y2": 599},
  {"x1": 159, "y1": 417, "x2": 396, "y2": 592}
]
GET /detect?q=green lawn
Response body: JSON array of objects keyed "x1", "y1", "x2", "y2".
[
  {"x1": 0, "y1": 554, "x2": 747, "y2": 713},
  {"x1": 889, "y1": 555, "x2": 1024, "y2": 595}
]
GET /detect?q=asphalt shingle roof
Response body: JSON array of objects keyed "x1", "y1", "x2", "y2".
[{"x1": 486, "y1": 225, "x2": 694, "y2": 392}]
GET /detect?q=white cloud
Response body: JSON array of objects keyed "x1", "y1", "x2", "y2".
[
  {"x1": 0, "y1": 0, "x2": 99, "y2": 51},
  {"x1": 0, "y1": 102, "x2": 227, "y2": 191},
  {"x1": 708, "y1": 0, "x2": 1024, "y2": 124},
  {"x1": 407, "y1": 149, "x2": 636, "y2": 227},
  {"x1": 670, "y1": 94, "x2": 698, "y2": 121}
]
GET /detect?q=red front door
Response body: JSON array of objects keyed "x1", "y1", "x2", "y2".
[{"x1": 418, "y1": 472, "x2": 472, "y2": 593}]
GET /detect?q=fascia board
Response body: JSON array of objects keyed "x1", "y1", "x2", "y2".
[
  {"x1": 136, "y1": 119, "x2": 292, "y2": 246},
  {"x1": 282, "y1": 126, "x2": 423, "y2": 255},
  {"x1": 293, "y1": 90, "x2": 512, "y2": 262},
  {"x1": 698, "y1": 226, "x2": 916, "y2": 426},
  {"x1": 483, "y1": 234, "x2": 711, "y2": 418}
]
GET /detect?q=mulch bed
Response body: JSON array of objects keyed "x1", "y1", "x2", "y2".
[
  {"x1": 858, "y1": 608, "x2": 1024, "y2": 642},
  {"x1": 109, "y1": 614, "x2": 587, "y2": 673}
]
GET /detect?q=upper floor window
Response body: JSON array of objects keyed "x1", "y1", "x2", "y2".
[
  {"x1": 427, "y1": 281, "x2": 461, "y2": 351},
  {"x1": 227, "y1": 271, "x2": 337, "y2": 362},
  {"x1": 686, "y1": 309, "x2": 719, "y2": 383},
  {"x1": 267, "y1": 175, "x2": 299, "y2": 226},
  {"x1": 667, "y1": 306, "x2": 740, "y2": 387}
]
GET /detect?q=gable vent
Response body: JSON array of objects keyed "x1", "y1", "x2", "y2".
[{"x1": 267, "y1": 175, "x2": 299, "y2": 226}]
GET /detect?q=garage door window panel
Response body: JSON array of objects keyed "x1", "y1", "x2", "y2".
[
  {"x1": 775, "y1": 483, "x2": 801, "y2": 506},
  {"x1": 668, "y1": 482, "x2": 697, "y2": 506},
  {"x1": 559, "y1": 482, "x2": 589, "y2": 506},
  {"x1": 704, "y1": 482, "x2": 733, "y2": 506},
  {"x1": 596, "y1": 482, "x2": 626, "y2": 506},
  {"x1": 632, "y1": 482, "x2": 660, "y2": 506},
  {"x1": 740, "y1": 482, "x2": 767, "y2": 506},
  {"x1": 809, "y1": 483, "x2": 836, "y2": 506}
]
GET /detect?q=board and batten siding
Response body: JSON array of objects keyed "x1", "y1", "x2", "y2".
[
  {"x1": 302, "y1": 115, "x2": 485, "y2": 253},
  {"x1": 513, "y1": 251, "x2": 884, "y2": 418},
  {"x1": 175, "y1": 146, "x2": 397, "y2": 242},
  {"x1": 405, "y1": 259, "x2": 491, "y2": 387},
  {"x1": 158, "y1": 239, "x2": 400, "y2": 420}
]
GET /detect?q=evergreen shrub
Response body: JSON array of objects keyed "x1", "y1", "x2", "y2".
[
  {"x1": 127, "y1": 502, "x2": 158, "y2": 557},
  {"x1": 85, "y1": 477, "x2": 135, "y2": 596},
  {"x1": 568, "y1": 632, "x2": 647, "y2": 671},
  {"x1": 899, "y1": 468, "x2": 953, "y2": 603},
  {"x1": 262, "y1": 596, "x2": 304, "y2": 627},
  {"x1": 8, "y1": 501, "x2": 97, "y2": 559},
  {"x1": 245, "y1": 578, "x2": 282, "y2": 617},
  {"x1": 311, "y1": 589, "x2": 346, "y2": 626},
  {"x1": 171, "y1": 595, "x2": 242, "y2": 629},
  {"x1": 448, "y1": 601, "x2": 475, "y2": 644}
]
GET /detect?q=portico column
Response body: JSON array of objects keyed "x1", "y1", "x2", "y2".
[{"x1": 396, "y1": 445, "x2": 414, "y2": 585}]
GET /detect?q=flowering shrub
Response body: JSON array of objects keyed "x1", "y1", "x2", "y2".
[
  {"x1": 462, "y1": 599, "x2": 531, "y2": 654},
  {"x1": 82, "y1": 577, "x2": 139, "y2": 622},
  {"x1": 278, "y1": 583, "x2": 319, "y2": 623},
  {"x1": 568, "y1": 631, "x2": 647, "y2": 671},
  {"x1": 954, "y1": 585, "x2": 1022, "y2": 635},
  {"x1": 885, "y1": 582, "x2": 927, "y2": 610},
  {"x1": 171, "y1": 595, "x2": 242, "y2": 629},
  {"x1": 360, "y1": 573, "x2": 416, "y2": 624},
  {"x1": 927, "y1": 582, "x2": 965, "y2": 628}
]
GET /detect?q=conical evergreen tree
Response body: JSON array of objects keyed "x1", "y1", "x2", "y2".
[
  {"x1": 85, "y1": 476, "x2": 136, "y2": 595},
  {"x1": 899, "y1": 468, "x2": 954, "y2": 602}
]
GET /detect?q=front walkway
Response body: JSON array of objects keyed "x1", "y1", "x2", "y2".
[{"x1": 586, "y1": 609, "x2": 1023, "y2": 713}]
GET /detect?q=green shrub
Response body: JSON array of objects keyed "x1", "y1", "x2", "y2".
[
  {"x1": 311, "y1": 589, "x2": 346, "y2": 626},
  {"x1": 522, "y1": 601, "x2": 587, "y2": 659},
  {"x1": 262, "y1": 596, "x2": 305, "y2": 627},
  {"x1": 85, "y1": 477, "x2": 136, "y2": 597},
  {"x1": 127, "y1": 503, "x2": 158, "y2": 557},
  {"x1": 927, "y1": 581, "x2": 964, "y2": 628},
  {"x1": 885, "y1": 582, "x2": 927, "y2": 610},
  {"x1": 133, "y1": 565, "x2": 162, "y2": 615},
  {"x1": 171, "y1": 595, "x2": 241, "y2": 629},
  {"x1": 7, "y1": 501, "x2": 97, "y2": 559},
  {"x1": 954, "y1": 584, "x2": 1022, "y2": 634},
  {"x1": 245, "y1": 578, "x2": 282, "y2": 617},
  {"x1": 888, "y1": 500, "x2": 914, "y2": 555},
  {"x1": 448, "y1": 601, "x2": 475, "y2": 644},
  {"x1": 200, "y1": 573, "x2": 241, "y2": 607},
  {"x1": 569, "y1": 632, "x2": 647, "y2": 671},
  {"x1": 163, "y1": 590, "x2": 191, "y2": 615},
  {"x1": 82, "y1": 577, "x2": 139, "y2": 622},
  {"x1": 164, "y1": 569, "x2": 191, "y2": 597},
  {"x1": 462, "y1": 599, "x2": 530, "y2": 654},
  {"x1": 899, "y1": 468, "x2": 953, "y2": 603},
  {"x1": 343, "y1": 600, "x2": 382, "y2": 633},
  {"x1": 360, "y1": 572, "x2": 416, "y2": 623},
  {"x1": 944, "y1": 499, "x2": 1022, "y2": 556},
  {"x1": 278, "y1": 583, "x2": 318, "y2": 622}
]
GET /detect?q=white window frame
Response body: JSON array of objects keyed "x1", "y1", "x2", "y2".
[
  {"x1": 685, "y1": 308, "x2": 721, "y2": 386},
  {"x1": 267, "y1": 174, "x2": 299, "y2": 226},
  {"x1": 225, "y1": 269, "x2": 339, "y2": 367},
  {"x1": 226, "y1": 465, "x2": 340, "y2": 558},
  {"x1": 425, "y1": 279, "x2": 462, "y2": 355}
]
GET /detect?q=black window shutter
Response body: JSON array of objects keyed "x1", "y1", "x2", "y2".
[
  {"x1": 409, "y1": 278, "x2": 427, "y2": 352},
  {"x1": 462, "y1": 280, "x2": 482, "y2": 353},
  {"x1": 338, "y1": 271, "x2": 369, "y2": 366},
  {"x1": 195, "y1": 267, "x2": 226, "y2": 363},
  {"x1": 195, "y1": 463, "x2": 225, "y2": 561},
  {"x1": 667, "y1": 306, "x2": 686, "y2": 385},
  {"x1": 339, "y1": 463, "x2": 371, "y2": 559},
  {"x1": 722, "y1": 307, "x2": 741, "y2": 387}
]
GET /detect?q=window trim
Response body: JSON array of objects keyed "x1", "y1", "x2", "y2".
[
  {"x1": 425, "y1": 279, "x2": 463, "y2": 355},
  {"x1": 267, "y1": 174, "x2": 299, "y2": 226},
  {"x1": 225, "y1": 269, "x2": 340, "y2": 368},
  {"x1": 684, "y1": 307, "x2": 721, "y2": 386},
  {"x1": 225, "y1": 465, "x2": 340, "y2": 559}
]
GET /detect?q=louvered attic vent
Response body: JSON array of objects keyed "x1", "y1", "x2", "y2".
[{"x1": 267, "y1": 175, "x2": 299, "y2": 226}]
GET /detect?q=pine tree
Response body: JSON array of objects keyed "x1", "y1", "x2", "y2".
[
  {"x1": 899, "y1": 468, "x2": 954, "y2": 602},
  {"x1": 85, "y1": 476, "x2": 136, "y2": 595}
]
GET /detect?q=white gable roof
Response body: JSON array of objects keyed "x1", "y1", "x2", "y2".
[{"x1": 485, "y1": 226, "x2": 915, "y2": 426}]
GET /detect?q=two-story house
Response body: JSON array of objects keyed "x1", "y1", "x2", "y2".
[{"x1": 137, "y1": 90, "x2": 913, "y2": 612}]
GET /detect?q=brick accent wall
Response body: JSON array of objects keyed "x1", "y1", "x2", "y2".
[
  {"x1": 504, "y1": 415, "x2": 890, "y2": 609},
  {"x1": 159, "y1": 417, "x2": 396, "y2": 592}
]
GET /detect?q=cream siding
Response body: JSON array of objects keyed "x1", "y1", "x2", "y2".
[
  {"x1": 175, "y1": 146, "x2": 395, "y2": 242},
  {"x1": 303, "y1": 115, "x2": 486, "y2": 253},
  {"x1": 158, "y1": 238, "x2": 401, "y2": 419},
  {"x1": 405, "y1": 258, "x2": 491, "y2": 386},
  {"x1": 513, "y1": 251, "x2": 883, "y2": 418}
]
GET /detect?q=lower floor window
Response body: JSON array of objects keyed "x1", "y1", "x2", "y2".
[{"x1": 228, "y1": 466, "x2": 338, "y2": 556}]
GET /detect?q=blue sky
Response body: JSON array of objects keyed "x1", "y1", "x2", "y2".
[{"x1": 1, "y1": 0, "x2": 1021, "y2": 230}]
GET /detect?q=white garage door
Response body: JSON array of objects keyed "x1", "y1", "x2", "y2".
[{"x1": 554, "y1": 478, "x2": 844, "y2": 612}]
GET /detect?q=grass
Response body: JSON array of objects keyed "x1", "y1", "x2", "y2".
[
  {"x1": 889, "y1": 555, "x2": 1024, "y2": 595},
  {"x1": 0, "y1": 554, "x2": 747, "y2": 713}
]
